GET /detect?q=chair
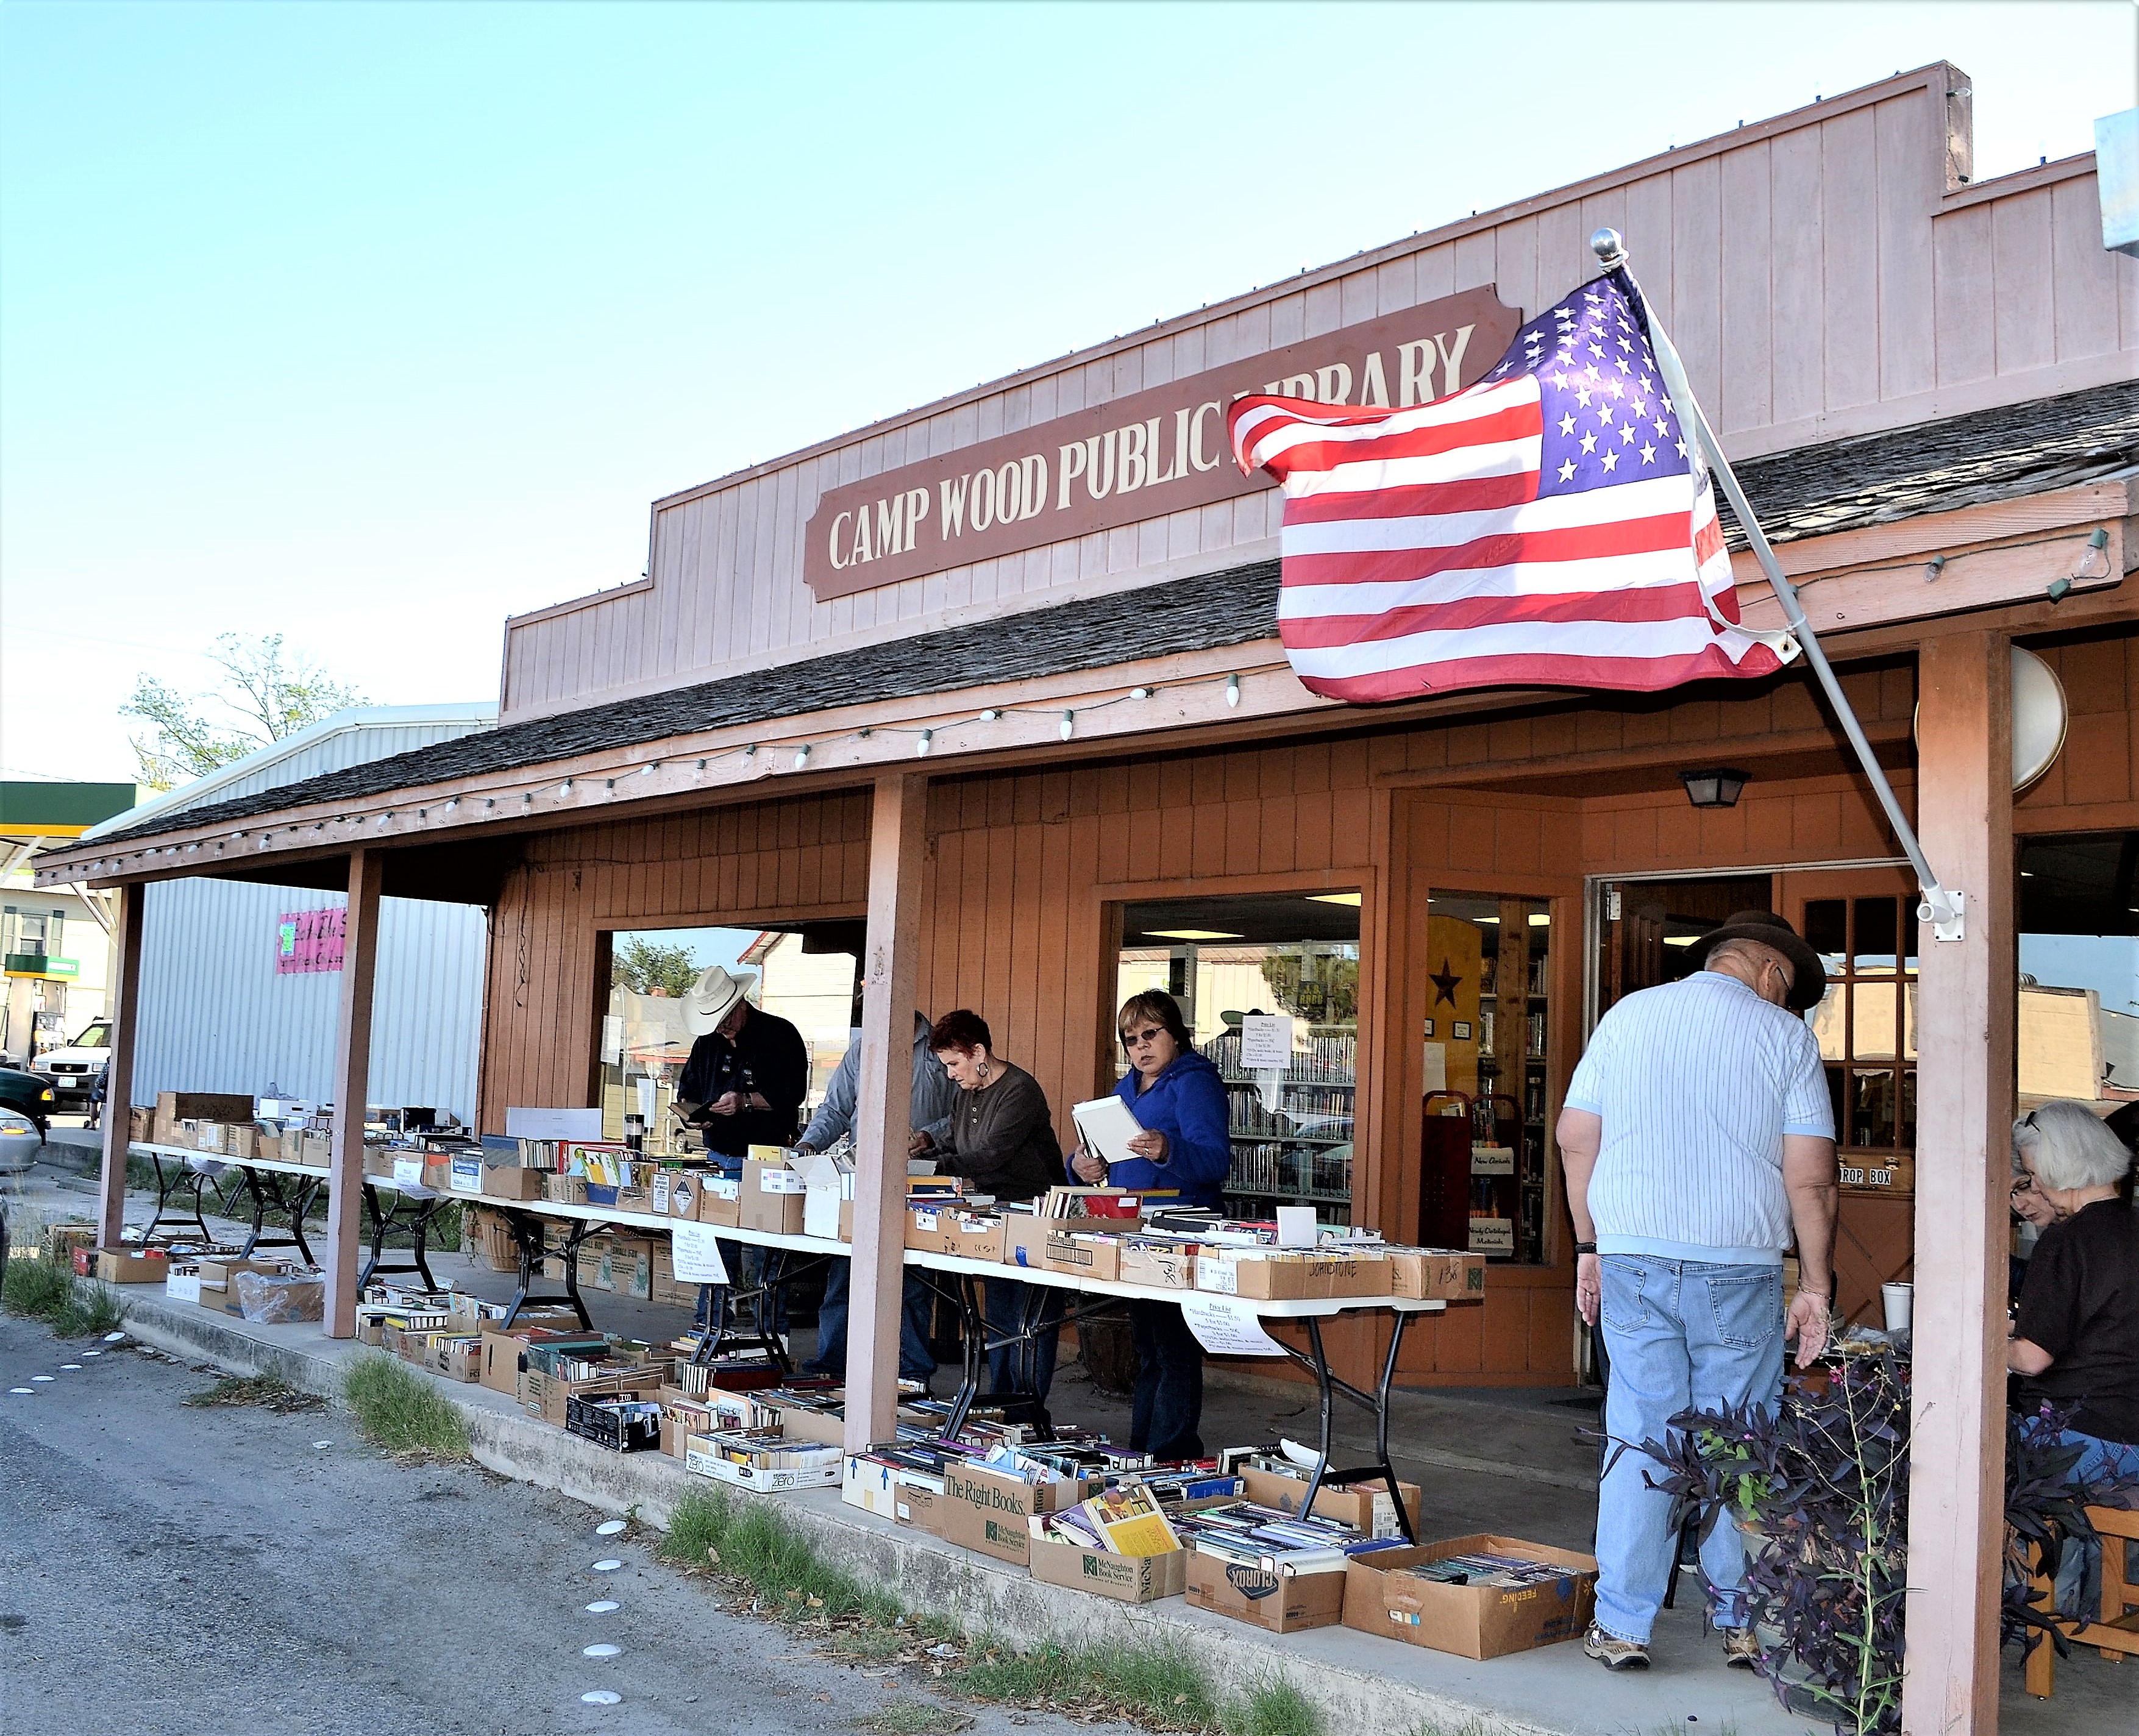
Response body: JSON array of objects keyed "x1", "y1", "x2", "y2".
[{"x1": 2022, "y1": 1504, "x2": 2139, "y2": 1697}]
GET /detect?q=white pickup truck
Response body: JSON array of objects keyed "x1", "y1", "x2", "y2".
[{"x1": 34, "y1": 1019, "x2": 110, "y2": 1109}]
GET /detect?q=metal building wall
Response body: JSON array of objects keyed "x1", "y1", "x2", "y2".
[
  {"x1": 129, "y1": 878, "x2": 486, "y2": 1121},
  {"x1": 201, "y1": 719, "x2": 488, "y2": 805}
]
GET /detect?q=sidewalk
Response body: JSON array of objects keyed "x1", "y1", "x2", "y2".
[{"x1": 11, "y1": 1179, "x2": 2123, "y2": 1735}]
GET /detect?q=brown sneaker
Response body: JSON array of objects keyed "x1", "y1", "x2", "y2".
[
  {"x1": 1723, "y1": 1626, "x2": 1761, "y2": 1669},
  {"x1": 1584, "y1": 1622, "x2": 1651, "y2": 1670}
]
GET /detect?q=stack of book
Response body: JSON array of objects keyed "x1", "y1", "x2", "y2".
[{"x1": 1174, "y1": 1501, "x2": 1382, "y2": 1573}]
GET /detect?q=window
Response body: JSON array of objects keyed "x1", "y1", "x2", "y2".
[
  {"x1": 1116, "y1": 894, "x2": 1361, "y2": 1225},
  {"x1": 2018, "y1": 831, "x2": 2138, "y2": 1108},
  {"x1": 1422, "y1": 892, "x2": 1553, "y2": 1264},
  {"x1": 1802, "y1": 895, "x2": 1917, "y2": 1160}
]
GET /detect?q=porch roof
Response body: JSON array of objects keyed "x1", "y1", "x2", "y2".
[{"x1": 65, "y1": 380, "x2": 2139, "y2": 858}]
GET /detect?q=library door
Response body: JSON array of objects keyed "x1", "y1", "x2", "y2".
[{"x1": 1778, "y1": 866, "x2": 1918, "y2": 1324}]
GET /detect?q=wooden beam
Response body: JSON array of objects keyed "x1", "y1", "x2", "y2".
[
  {"x1": 1900, "y1": 628, "x2": 2015, "y2": 1736},
  {"x1": 96, "y1": 881, "x2": 144, "y2": 1246},
  {"x1": 323, "y1": 849, "x2": 385, "y2": 1339},
  {"x1": 843, "y1": 772, "x2": 929, "y2": 1452}
]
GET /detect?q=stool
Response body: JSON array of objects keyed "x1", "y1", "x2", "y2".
[{"x1": 2022, "y1": 1504, "x2": 2139, "y2": 1696}]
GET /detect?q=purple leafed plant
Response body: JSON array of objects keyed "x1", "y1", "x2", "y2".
[{"x1": 1619, "y1": 1351, "x2": 2134, "y2": 1736}]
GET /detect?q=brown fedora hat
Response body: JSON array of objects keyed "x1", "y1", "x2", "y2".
[{"x1": 1688, "y1": 910, "x2": 1828, "y2": 1011}]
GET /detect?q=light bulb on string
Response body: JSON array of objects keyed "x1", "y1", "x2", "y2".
[
  {"x1": 1059, "y1": 710, "x2": 1075, "y2": 741},
  {"x1": 793, "y1": 744, "x2": 811, "y2": 770},
  {"x1": 1226, "y1": 673, "x2": 1241, "y2": 708},
  {"x1": 980, "y1": 709, "x2": 1002, "y2": 723},
  {"x1": 917, "y1": 729, "x2": 933, "y2": 756}
]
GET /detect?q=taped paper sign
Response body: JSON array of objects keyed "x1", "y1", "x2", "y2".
[
  {"x1": 1180, "y1": 1293, "x2": 1286, "y2": 1357},
  {"x1": 1238, "y1": 1014, "x2": 1295, "y2": 1071},
  {"x1": 669, "y1": 1221, "x2": 732, "y2": 1286}
]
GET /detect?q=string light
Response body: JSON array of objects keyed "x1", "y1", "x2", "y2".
[
  {"x1": 793, "y1": 744, "x2": 811, "y2": 770},
  {"x1": 1059, "y1": 710, "x2": 1075, "y2": 741},
  {"x1": 1130, "y1": 686, "x2": 1152, "y2": 700},
  {"x1": 916, "y1": 729, "x2": 933, "y2": 756},
  {"x1": 1226, "y1": 673, "x2": 1241, "y2": 708},
  {"x1": 558, "y1": 779, "x2": 574, "y2": 796}
]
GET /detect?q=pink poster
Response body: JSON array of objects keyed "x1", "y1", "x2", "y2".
[{"x1": 276, "y1": 908, "x2": 346, "y2": 974}]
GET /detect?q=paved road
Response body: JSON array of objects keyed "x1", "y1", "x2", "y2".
[{"x1": 0, "y1": 1314, "x2": 1111, "y2": 1736}]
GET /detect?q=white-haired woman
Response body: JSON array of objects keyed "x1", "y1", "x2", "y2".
[{"x1": 2010, "y1": 1101, "x2": 2138, "y2": 1492}]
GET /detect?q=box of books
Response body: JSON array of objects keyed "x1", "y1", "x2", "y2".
[
  {"x1": 1385, "y1": 1248, "x2": 1488, "y2": 1302},
  {"x1": 939, "y1": 1459, "x2": 1101, "y2": 1567},
  {"x1": 1176, "y1": 1500, "x2": 1365, "y2": 1634},
  {"x1": 1030, "y1": 1535, "x2": 1189, "y2": 1603},
  {"x1": 1237, "y1": 1464, "x2": 1423, "y2": 1542},
  {"x1": 1341, "y1": 1534, "x2": 1597, "y2": 1659},
  {"x1": 685, "y1": 1429, "x2": 842, "y2": 1491}
]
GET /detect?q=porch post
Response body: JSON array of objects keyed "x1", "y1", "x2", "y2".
[
  {"x1": 844, "y1": 772, "x2": 928, "y2": 1452},
  {"x1": 1900, "y1": 629, "x2": 2014, "y2": 1736},
  {"x1": 323, "y1": 849, "x2": 385, "y2": 1339},
  {"x1": 96, "y1": 881, "x2": 145, "y2": 1247}
]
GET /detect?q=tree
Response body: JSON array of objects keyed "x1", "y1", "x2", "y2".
[
  {"x1": 613, "y1": 936, "x2": 700, "y2": 999},
  {"x1": 121, "y1": 633, "x2": 369, "y2": 790}
]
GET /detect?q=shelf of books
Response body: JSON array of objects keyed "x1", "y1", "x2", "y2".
[{"x1": 1201, "y1": 1025, "x2": 1359, "y2": 1227}]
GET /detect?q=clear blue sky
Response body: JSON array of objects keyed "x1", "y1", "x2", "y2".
[{"x1": 3, "y1": 1, "x2": 2132, "y2": 784}]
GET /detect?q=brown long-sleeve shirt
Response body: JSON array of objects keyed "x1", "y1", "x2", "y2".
[{"x1": 929, "y1": 1061, "x2": 1062, "y2": 1202}]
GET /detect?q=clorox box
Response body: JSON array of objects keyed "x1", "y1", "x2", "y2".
[{"x1": 1341, "y1": 1533, "x2": 1597, "y2": 1658}]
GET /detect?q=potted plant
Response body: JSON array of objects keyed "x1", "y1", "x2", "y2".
[{"x1": 1626, "y1": 1351, "x2": 2133, "y2": 1736}]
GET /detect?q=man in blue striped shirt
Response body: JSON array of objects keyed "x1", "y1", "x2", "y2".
[{"x1": 1558, "y1": 910, "x2": 1838, "y2": 1673}]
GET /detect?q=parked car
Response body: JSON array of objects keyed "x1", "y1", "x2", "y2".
[
  {"x1": 0, "y1": 1106, "x2": 41, "y2": 1268},
  {"x1": 0, "y1": 1068, "x2": 54, "y2": 1139},
  {"x1": 34, "y1": 1019, "x2": 111, "y2": 1109}
]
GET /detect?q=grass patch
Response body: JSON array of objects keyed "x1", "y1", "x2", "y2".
[
  {"x1": 1, "y1": 1253, "x2": 129, "y2": 1337},
  {"x1": 1221, "y1": 1679, "x2": 1322, "y2": 1736},
  {"x1": 658, "y1": 1489, "x2": 902, "y2": 1625},
  {"x1": 955, "y1": 1635, "x2": 1220, "y2": 1731},
  {"x1": 183, "y1": 1373, "x2": 325, "y2": 1413},
  {"x1": 854, "y1": 1705, "x2": 972, "y2": 1736},
  {"x1": 342, "y1": 1351, "x2": 471, "y2": 1458}
]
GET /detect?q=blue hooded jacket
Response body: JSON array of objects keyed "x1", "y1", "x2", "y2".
[{"x1": 1066, "y1": 1048, "x2": 1231, "y2": 1209}]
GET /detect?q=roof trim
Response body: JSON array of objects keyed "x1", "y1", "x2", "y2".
[{"x1": 85, "y1": 701, "x2": 498, "y2": 842}]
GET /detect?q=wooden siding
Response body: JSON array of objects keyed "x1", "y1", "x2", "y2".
[{"x1": 500, "y1": 69, "x2": 2136, "y2": 722}]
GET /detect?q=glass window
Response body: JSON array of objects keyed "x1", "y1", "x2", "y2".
[
  {"x1": 1809, "y1": 894, "x2": 1917, "y2": 1154},
  {"x1": 596, "y1": 924, "x2": 857, "y2": 1153},
  {"x1": 1423, "y1": 892, "x2": 1552, "y2": 1264},
  {"x1": 2018, "y1": 831, "x2": 2139, "y2": 1107},
  {"x1": 1116, "y1": 894, "x2": 1360, "y2": 1226}
]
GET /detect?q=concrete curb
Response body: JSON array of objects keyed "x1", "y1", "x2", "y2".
[{"x1": 119, "y1": 1294, "x2": 1568, "y2": 1736}]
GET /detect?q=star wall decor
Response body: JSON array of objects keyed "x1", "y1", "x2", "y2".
[{"x1": 1429, "y1": 959, "x2": 1464, "y2": 1008}]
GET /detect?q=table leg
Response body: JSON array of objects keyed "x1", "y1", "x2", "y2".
[
  {"x1": 238, "y1": 1168, "x2": 270, "y2": 1258},
  {"x1": 499, "y1": 1209, "x2": 589, "y2": 1328},
  {"x1": 938, "y1": 1273, "x2": 988, "y2": 1439},
  {"x1": 358, "y1": 1184, "x2": 391, "y2": 1290},
  {"x1": 287, "y1": 1180, "x2": 318, "y2": 1265},
  {"x1": 1298, "y1": 1314, "x2": 1339, "y2": 1518}
]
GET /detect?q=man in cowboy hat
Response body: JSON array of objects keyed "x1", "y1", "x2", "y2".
[
  {"x1": 675, "y1": 964, "x2": 810, "y2": 1162},
  {"x1": 1557, "y1": 909, "x2": 1838, "y2": 1674}
]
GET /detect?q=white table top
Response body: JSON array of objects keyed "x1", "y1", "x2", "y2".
[
  {"x1": 901, "y1": 1245, "x2": 1448, "y2": 1318},
  {"x1": 493, "y1": 1195, "x2": 845, "y2": 1258},
  {"x1": 132, "y1": 1142, "x2": 436, "y2": 1198}
]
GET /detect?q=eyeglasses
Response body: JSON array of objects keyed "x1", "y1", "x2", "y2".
[{"x1": 1122, "y1": 1026, "x2": 1166, "y2": 1047}]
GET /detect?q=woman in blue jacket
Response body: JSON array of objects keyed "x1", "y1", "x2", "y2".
[{"x1": 1069, "y1": 989, "x2": 1231, "y2": 1459}]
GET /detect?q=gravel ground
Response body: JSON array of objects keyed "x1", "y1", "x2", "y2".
[{"x1": 0, "y1": 1311, "x2": 1122, "y2": 1736}]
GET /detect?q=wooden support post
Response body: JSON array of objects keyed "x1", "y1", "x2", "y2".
[
  {"x1": 1901, "y1": 630, "x2": 2014, "y2": 1736},
  {"x1": 844, "y1": 773, "x2": 928, "y2": 1453},
  {"x1": 96, "y1": 881, "x2": 145, "y2": 1247},
  {"x1": 323, "y1": 850, "x2": 385, "y2": 1339}
]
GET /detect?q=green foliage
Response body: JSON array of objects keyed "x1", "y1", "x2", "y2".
[
  {"x1": 1258, "y1": 950, "x2": 1358, "y2": 1025},
  {"x1": 613, "y1": 935, "x2": 702, "y2": 998},
  {"x1": 122, "y1": 632, "x2": 366, "y2": 790},
  {"x1": 183, "y1": 1373, "x2": 324, "y2": 1412},
  {"x1": 1, "y1": 1253, "x2": 129, "y2": 1336},
  {"x1": 1221, "y1": 1680, "x2": 1322, "y2": 1736},
  {"x1": 854, "y1": 1706, "x2": 972, "y2": 1736},
  {"x1": 342, "y1": 1351, "x2": 471, "y2": 1457},
  {"x1": 657, "y1": 1489, "x2": 901, "y2": 1625}
]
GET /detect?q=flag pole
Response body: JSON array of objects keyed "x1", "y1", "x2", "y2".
[{"x1": 1590, "y1": 228, "x2": 1965, "y2": 939}]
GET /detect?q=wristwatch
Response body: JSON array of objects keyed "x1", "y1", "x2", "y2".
[{"x1": 1574, "y1": 1240, "x2": 1598, "y2": 1255}]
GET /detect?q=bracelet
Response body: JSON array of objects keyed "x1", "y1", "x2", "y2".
[{"x1": 1574, "y1": 1240, "x2": 1597, "y2": 1255}]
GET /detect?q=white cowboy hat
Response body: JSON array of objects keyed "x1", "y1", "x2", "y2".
[{"x1": 682, "y1": 964, "x2": 755, "y2": 1035}]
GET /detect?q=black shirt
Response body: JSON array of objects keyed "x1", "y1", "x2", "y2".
[
  {"x1": 930, "y1": 1061, "x2": 1062, "y2": 1203},
  {"x1": 2016, "y1": 1197, "x2": 2139, "y2": 1444},
  {"x1": 677, "y1": 1006, "x2": 810, "y2": 1159}
]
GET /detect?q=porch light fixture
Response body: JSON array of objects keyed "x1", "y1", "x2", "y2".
[{"x1": 1678, "y1": 767, "x2": 1749, "y2": 809}]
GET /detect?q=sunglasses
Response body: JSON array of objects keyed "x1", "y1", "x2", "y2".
[{"x1": 1122, "y1": 1026, "x2": 1167, "y2": 1047}]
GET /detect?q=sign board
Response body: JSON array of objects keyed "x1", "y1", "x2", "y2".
[
  {"x1": 1180, "y1": 1294, "x2": 1286, "y2": 1357},
  {"x1": 1239, "y1": 1014, "x2": 1295, "y2": 1072},
  {"x1": 2, "y1": 954, "x2": 76, "y2": 980},
  {"x1": 669, "y1": 1222, "x2": 732, "y2": 1286},
  {"x1": 276, "y1": 908, "x2": 345, "y2": 975},
  {"x1": 803, "y1": 289, "x2": 1520, "y2": 601},
  {"x1": 1838, "y1": 1152, "x2": 1916, "y2": 1197}
]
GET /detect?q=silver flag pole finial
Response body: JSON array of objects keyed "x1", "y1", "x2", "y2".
[{"x1": 1590, "y1": 227, "x2": 1626, "y2": 268}]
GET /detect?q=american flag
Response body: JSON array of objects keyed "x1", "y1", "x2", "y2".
[{"x1": 1229, "y1": 271, "x2": 1787, "y2": 703}]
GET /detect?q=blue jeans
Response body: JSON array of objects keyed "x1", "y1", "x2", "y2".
[
  {"x1": 803, "y1": 1256, "x2": 938, "y2": 1384},
  {"x1": 1130, "y1": 1300, "x2": 1205, "y2": 1460},
  {"x1": 1597, "y1": 1254, "x2": 1785, "y2": 1643},
  {"x1": 985, "y1": 1278, "x2": 1062, "y2": 1401},
  {"x1": 2029, "y1": 1425, "x2": 2139, "y2": 1616}
]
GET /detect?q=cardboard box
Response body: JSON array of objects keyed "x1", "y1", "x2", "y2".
[
  {"x1": 481, "y1": 1164, "x2": 543, "y2": 1201},
  {"x1": 153, "y1": 1091, "x2": 253, "y2": 1146},
  {"x1": 938, "y1": 1462, "x2": 1098, "y2": 1567},
  {"x1": 764, "y1": 1395, "x2": 846, "y2": 1448},
  {"x1": 525, "y1": 1367, "x2": 658, "y2": 1429},
  {"x1": 1002, "y1": 1215, "x2": 1051, "y2": 1272},
  {"x1": 428, "y1": 1337, "x2": 485, "y2": 1382},
  {"x1": 1044, "y1": 1231, "x2": 1122, "y2": 1282},
  {"x1": 542, "y1": 1173, "x2": 588, "y2": 1205},
  {"x1": 793, "y1": 1150, "x2": 853, "y2": 1241},
  {"x1": 842, "y1": 1453, "x2": 907, "y2": 1518},
  {"x1": 1386, "y1": 1248, "x2": 1487, "y2": 1302},
  {"x1": 1030, "y1": 1534, "x2": 1187, "y2": 1604},
  {"x1": 165, "y1": 1267, "x2": 204, "y2": 1304},
  {"x1": 127, "y1": 1105, "x2": 154, "y2": 1144},
  {"x1": 198, "y1": 1284, "x2": 232, "y2": 1314},
  {"x1": 94, "y1": 1248, "x2": 171, "y2": 1284},
  {"x1": 685, "y1": 1434, "x2": 843, "y2": 1490},
  {"x1": 741, "y1": 1159, "x2": 807, "y2": 1234},
  {"x1": 1118, "y1": 1243, "x2": 1198, "y2": 1290},
  {"x1": 1341, "y1": 1535, "x2": 1597, "y2": 1659},
  {"x1": 225, "y1": 1125, "x2": 257, "y2": 1160},
  {"x1": 696, "y1": 1175, "x2": 742, "y2": 1227},
  {"x1": 1240, "y1": 1468, "x2": 1424, "y2": 1542},
  {"x1": 894, "y1": 1484, "x2": 944, "y2": 1535},
  {"x1": 300, "y1": 1131, "x2": 330, "y2": 1167},
  {"x1": 1186, "y1": 1547, "x2": 1347, "y2": 1633},
  {"x1": 944, "y1": 1212, "x2": 1007, "y2": 1263}
]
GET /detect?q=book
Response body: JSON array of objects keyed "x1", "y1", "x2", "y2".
[{"x1": 1070, "y1": 1095, "x2": 1146, "y2": 1167}]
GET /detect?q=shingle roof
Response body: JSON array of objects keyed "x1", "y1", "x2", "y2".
[{"x1": 82, "y1": 382, "x2": 2137, "y2": 850}]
